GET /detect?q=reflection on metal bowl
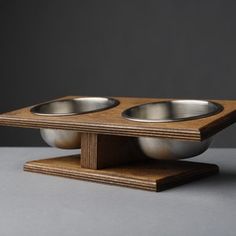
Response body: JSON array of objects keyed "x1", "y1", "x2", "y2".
[
  {"x1": 138, "y1": 137, "x2": 212, "y2": 160},
  {"x1": 122, "y1": 100, "x2": 223, "y2": 160},
  {"x1": 31, "y1": 97, "x2": 119, "y2": 149}
]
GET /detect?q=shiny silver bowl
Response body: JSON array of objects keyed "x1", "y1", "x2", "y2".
[
  {"x1": 122, "y1": 100, "x2": 223, "y2": 160},
  {"x1": 31, "y1": 97, "x2": 119, "y2": 149}
]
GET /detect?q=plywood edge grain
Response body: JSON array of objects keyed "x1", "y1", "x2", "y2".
[
  {"x1": 199, "y1": 110, "x2": 236, "y2": 140},
  {"x1": 24, "y1": 161, "x2": 157, "y2": 191},
  {"x1": 1, "y1": 96, "x2": 236, "y2": 141},
  {"x1": 0, "y1": 118, "x2": 201, "y2": 140},
  {"x1": 24, "y1": 156, "x2": 219, "y2": 192},
  {"x1": 156, "y1": 164, "x2": 219, "y2": 191}
]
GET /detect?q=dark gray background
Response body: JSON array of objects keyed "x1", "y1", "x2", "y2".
[{"x1": 1, "y1": 0, "x2": 236, "y2": 147}]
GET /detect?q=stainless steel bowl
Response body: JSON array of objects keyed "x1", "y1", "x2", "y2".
[
  {"x1": 122, "y1": 100, "x2": 223, "y2": 160},
  {"x1": 31, "y1": 97, "x2": 119, "y2": 149}
]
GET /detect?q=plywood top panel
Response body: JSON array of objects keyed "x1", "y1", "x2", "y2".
[{"x1": 0, "y1": 96, "x2": 236, "y2": 141}]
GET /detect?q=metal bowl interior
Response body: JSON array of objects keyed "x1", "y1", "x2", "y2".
[
  {"x1": 31, "y1": 97, "x2": 119, "y2": 116},
  {"x1": 122, "y1": 100, "x2": 223, "y2": 122}
]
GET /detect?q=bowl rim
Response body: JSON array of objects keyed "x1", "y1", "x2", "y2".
[
  {"x1": 30, "y1": 97, "x2": 120, "y2": 116},
  {"x1": 122, "y1": 99, "x2": 224, "y2": 123}
]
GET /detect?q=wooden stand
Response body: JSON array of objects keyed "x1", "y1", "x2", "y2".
[
  {"x1": 24, "y1": 134, "x2": 219, "y2": 191},
  {"x1": 1, "y1": 96, "x2": 234, "y2": 191}
]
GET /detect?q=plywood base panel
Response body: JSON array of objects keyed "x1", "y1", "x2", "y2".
[{"x1": 24, "y1": 155, "x2": 219, "y2": 191}]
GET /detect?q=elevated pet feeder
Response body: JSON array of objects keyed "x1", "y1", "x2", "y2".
[{"x1": 0, "y1": 96, "x2": 236, "y2": 191}]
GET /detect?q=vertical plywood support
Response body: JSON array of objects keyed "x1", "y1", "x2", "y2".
[{"x1": 80, "y1": 133, "x2": 147, "y2": 169}]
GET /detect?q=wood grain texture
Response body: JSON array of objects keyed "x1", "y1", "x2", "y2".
[
  {"x1": 0, "y1": 96, "x2": 236, "y2": 141},
  {"x1": 24, "y1": 155, "x2": 219, "y2": 191},
  {"x1": 80, "y1": 133, "x2": 147, "y2": 169}
]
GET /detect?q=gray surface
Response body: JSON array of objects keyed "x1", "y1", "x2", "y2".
[
  {"x1": 0, "y1": 147, "x2": 236, "y2": 236},
  {"x1": 1, "y1": 1, "x2": 236, "y2": 147}
]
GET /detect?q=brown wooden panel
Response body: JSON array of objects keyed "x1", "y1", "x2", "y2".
[
  {"x1": 24, "y1": 155, "x2": 219, "y2": 191},
  {"x1": 0, "y1": 96, "x2": 236, "y2": 141},
  {"x1": 80, "y1": 133, "x2": 147, "y2": 169}
]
